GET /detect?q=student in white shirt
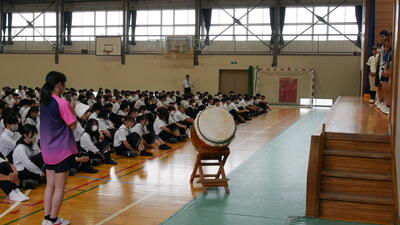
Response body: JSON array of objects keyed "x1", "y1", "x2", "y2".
[
  {"x1": 97, "y1": 109, "x2": 115, "y2": 141},
  {"x1": 153, "y1": 109, "x2": 181, "y2": 143},
  {"x1": 167, "y1": 107, "x2": 188, "y2": 139},
  {"x1": 114, "y1": 116, "x2": 151, "y2": 157},
  {"x1": 174, "y1": 105, "x2": 194, "y2": 132},
  {"x1": 89, "y1": 103, "x2": 102, "y2": 120},
  {"x1": 112, "y1": 96, "x2": 122, "y2": 114},
  {"x1": 134, "y1": 95, "x2": 146, "y2": 109},
  {"x1": 0, "y1": 157, "x2": 29, "y2": 202},
  {"x1": 13, "y1": 124, "x2": 44, "y2": 189},
  {"x1": 0, "y1": 102, "x2": 6, "y2": 135},
  {"x1": 131, "y1": 115, "x2": 171, "y2": 151},
  {"x1": 225, "y1": 98, "x2": 245, "y2": 124},
  {"x1": 19, "y1": 99, "x2": 32, "y2": 124},
  {"x1": 80, "y1": 119, "x2": 117, "y2": 165},
  {"x1": 0, "y1": 114, "x2": 21, "y2": 161},
  {"x1": 367, "y1": 47, "x2": 379, "y2": 104}
]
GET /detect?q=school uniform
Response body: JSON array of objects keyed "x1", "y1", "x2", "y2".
[
  {"x1": 0, "y1": 129, "x2": 21, "y2": 161},
  {"x1": 185, "y1": 105, "x2": 198, "y2": 119},
  {"x1": 112, "y1": 102, "x2": 120, "y2": 114},
  {"x1": 89, "y1": 112, "x2": 99, "y2": 120},
  {"x1": 0, "y1": 159, "x2": 19, "y2": 195},
  {"x1": 25, "y1": 117, "x2": 41, "y2": 138},
  {"x1": 153, "y1": 117, "x2": 177, "y2": 142},
  {"x1": 87, "y1": 98, "x2": 96, "y2": 107},
  {"x1": 80, "y1": 132, "x2": 113, "y2": 163},
  {"x1": 73, "y1": 121, "x2": 85, "y2": 142},
  {"x1": 131, "y1": 123, "x2": 158, "y2": 144},
  {"x1": 180, "y1": 100, "x2": 190, "y2": 109},
  {"x1": 19, "y1": 106, "x2": 30, "y2": 123},
  {"x1": 0, "y1": 119, "x2": 5, "y2": 136},
  {"x1": 134, "y1": 99, "x2": 145, "y2": 109},
  {"x1": 13, "y1": 143, "x2": 44, "y2": 182},
  {"x1": 156, "y1": 101, "x2": 166, "y2": 109},
  {"x1": 174, "y1": 111, "x2": 192, "y2": 129},
  {"x1": 113, "y1": 125, "x2": 139, "y2": 157}
]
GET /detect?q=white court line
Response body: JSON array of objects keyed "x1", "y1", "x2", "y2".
[
  {"x1": 0, "y1": 189, "x2": 31, "y2": 219},
  {"x1": 95, "y1": 191, "x2": 158, "y2": 225}
]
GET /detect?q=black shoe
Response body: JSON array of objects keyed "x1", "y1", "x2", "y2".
[
  {"x1": 106, "y1": 159, "x2": 118, "y2": 165},
  {"x1": 83, "y1": 166, "x2": 98, "y2": 173},
  {"x1": 140, "y1": 150, "x2": 153, "y2": 156},
  {"x1": 123, "y1": 151, "x2": 136, "y2": 158},
  {"x1": 69, "y1": 168, "x2": 78, "y2": 176},
  {"x1": 168, "y1": 138, "x2": 178, "y2": 143},
  {"x1": 90, "y1": 158, "x2": 102, "y2": 166},
  {"x1": 159, "y1": 144, "x2": 171, "y2": 150},
  {"x1": 22, "y1": 179, "x2": 39, "y2": 189}
]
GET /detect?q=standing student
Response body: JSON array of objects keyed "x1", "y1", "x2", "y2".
[
  {"x1": 40, "y1": 71, "x2": 77, "y2": 225},
  {"x1": 182, "y1": 74, "x2": 194, "y2": 94},
  {"x1": 367, "y1": 47, "x2": 379, "y2": 104},
  {"x1": 13, "y1": 124, "x2": 44, "y2": 189}
]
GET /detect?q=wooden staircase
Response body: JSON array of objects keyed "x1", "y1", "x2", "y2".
[{"x1": 307, "y1": 129, "x2": 397, "y2": 224}]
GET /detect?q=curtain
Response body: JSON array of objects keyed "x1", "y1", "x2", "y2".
[
  {"x1": 1, "y1": 13, "x2": 6, "y2": 43},
  {"x1": 128, "y1": 10, "x2": 137, "y2": 45},
  {"x1": 270, "y1": 7, "x2": 285, "y2": 45},
  {"x1": 201, "y1": 9, "x2": 212, "y2": 45},
  {"x1": 364, "y1": 0, "x2": 375, "y2": 94},
  {"x1": 63, "y1": 11, "x2": 72, "y2": 45},
  {"x1": 355, "y1": 5, "x2": 363, "y2": 48}
]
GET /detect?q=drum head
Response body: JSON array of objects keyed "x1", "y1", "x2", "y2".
[{"x1": 195, "y1": 107, "x2": 236, "y2": 146}]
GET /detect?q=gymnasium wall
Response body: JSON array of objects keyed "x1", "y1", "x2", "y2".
[{"x1": 0, "y1": 54, "x2": 360, "y2": 99}]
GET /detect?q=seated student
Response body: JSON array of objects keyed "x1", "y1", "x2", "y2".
[
  {"x1": 97, "y1": 108, "x2": 115, "y2": 141},
  {"x1": 167, "y1": 107, "x2": 189, "y2": 138},
  {"x1": 132, "y1": 116, "x2": 171, "y2": 151},
  {"x1": 153, "y1": 109, "x2": 183, "y2": 143},
  {"x1": 185, "y1": 100, "x2": 198, "y2": 119},
  {"x1": 80, "y1": 119, "x2": 117, "y2": 165},
  {"x1": 13, "y1": 124, "x2": 45, "y2": 189},
  {"x1": 134, "y1": 94, "x2": 146, "y2": 110},
  {"x1": 0, "y1": 114, "x2": 22, "y2": 162},
  {"x1": 0, "y1": 102, "x2": 8, "y2": 135},
  {"x1": 226, "y1": 98, "x2": 245, "y2": 124},
  {"x1": 19, "y1": 99, "x2": 32, "y2": 124},
  {"x1": 89, "y1": 103, "x2": 102, "y2": 120},
  {"x1": 114, "y1": 116, "x2": 149, "y2": 158},
  {"x1": 247, "y1": 96, "x2": 265, "y2": 114},
  {"x1": 112, "y1": 96, "x2": 123, "y2": 114},
  {"x1": 116, "y1": 102, "x2": 130, "y2": 117},
  {"x1": 231, "y1": 97, "x2": 251, "y2": 121},
  {"x1": 174, "y1": 104, "x2": 194, "y2": 130},
  {"x1": 260, "y1": 95, "x2": 272, "y2": 111},
  {"x1": 24, "y1": 106, "x2": 39, "y2": 126},
  {"x1": 0, "y1": 158, "x2": 29, "y2": 202}
]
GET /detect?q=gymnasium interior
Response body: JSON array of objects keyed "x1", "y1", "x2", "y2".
[{"x1": 0, "y1": 0, "x2": 399, "y2": 224}]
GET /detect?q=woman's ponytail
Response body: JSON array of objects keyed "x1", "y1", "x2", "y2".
[{"x1": 40, "y1": 71, "x2": 67, "y2": 105}]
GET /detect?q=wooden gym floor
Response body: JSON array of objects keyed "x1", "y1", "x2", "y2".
[{"x1": 0, "y1": 105, "x2": 370, "y2": 225}]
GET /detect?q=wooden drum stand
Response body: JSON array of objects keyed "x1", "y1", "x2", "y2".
[{"x1": 190, "y1": 147, "x2": 230, "y2": 193}]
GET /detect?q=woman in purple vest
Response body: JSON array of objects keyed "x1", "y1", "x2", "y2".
[{"x1": 40, "y1": 71, "x2": 77, "y2": 225}]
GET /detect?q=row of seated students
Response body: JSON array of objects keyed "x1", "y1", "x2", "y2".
[{"x1": 0, "y1": 86, "x2": 271, "y2": 202}]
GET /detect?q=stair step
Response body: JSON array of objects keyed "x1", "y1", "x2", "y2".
[
  {"x1": 321, "y1": 170, "x2": 392, "y2": 181},
  {"x1": 325, "y1": 140, "x2": 390, "y2": 152},
  {"x1": 320, "y1": 192, "x2": 393, "y2": 205},
  {"x1": 323, "y1": 149, "x2": 391, "y2": 159},
  {"x1": 319, "y1": 199, "x2": 395, "y2": 224},
  {"x1": 322, "y1": 155, "x2": 391, "y2": 174}
]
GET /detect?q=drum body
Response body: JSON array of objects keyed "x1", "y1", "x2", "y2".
[{"x1": 191, "y1": 107, "x2": 236, "y2": 151}]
